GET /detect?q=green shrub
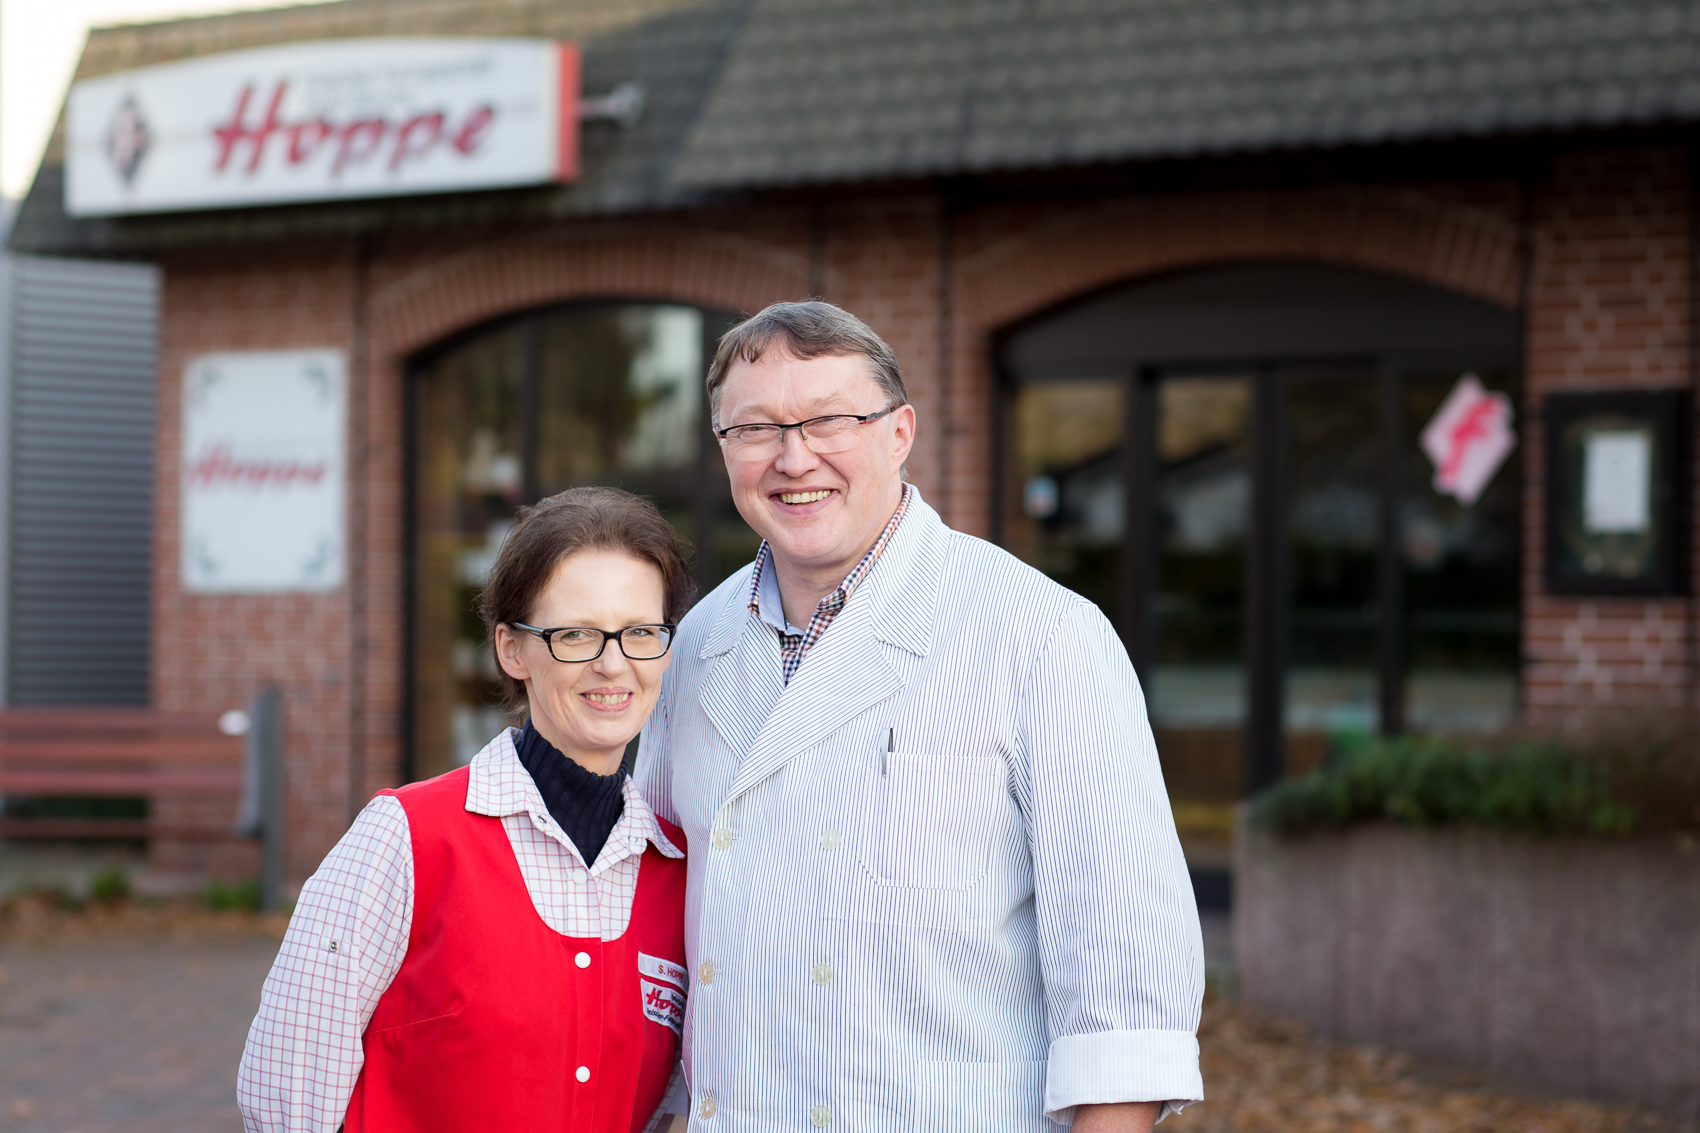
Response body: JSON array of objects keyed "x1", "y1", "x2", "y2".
[
  {"x1": 88, "y1": 866, "x2": 130, "y2": 904},
  {"x1": 1251, "y1": 733, "x2": 1644, "y2": 836},
  {"x1": 202, "y1": 878, "x2": 262, "y2": 912}
]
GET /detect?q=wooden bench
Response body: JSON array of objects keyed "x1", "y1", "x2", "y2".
[{"x1": 0, "y1": 707, "x2": 248, "y2": 841}]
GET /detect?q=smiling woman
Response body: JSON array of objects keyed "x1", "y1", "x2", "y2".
[{"x1": 239, "y1": 486, "x2": 699, "y2": 1133}]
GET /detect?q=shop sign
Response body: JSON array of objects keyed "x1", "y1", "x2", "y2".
[
  {"x1": 66, "y1": 38, "x2": 579, "y2": 216},
  {"x1": 182, "y1": 350, "x2": 346, "y2": 593},
  {"x1": 1419, "y1": 373, "x2": 1516, "y2": 507}
]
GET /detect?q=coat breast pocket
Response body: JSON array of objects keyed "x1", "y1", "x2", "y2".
[{"x1": 862, "y1": 752, "x2": 1001, "y2": 890}]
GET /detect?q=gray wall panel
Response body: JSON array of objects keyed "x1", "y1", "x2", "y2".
[{"x1": 8, "y1": 255, "x2": 158, "y2": 705}]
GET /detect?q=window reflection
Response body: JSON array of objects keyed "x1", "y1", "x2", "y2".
[{"x1": 1005, "y1": 380, "x2": 1124, "y2": 627}]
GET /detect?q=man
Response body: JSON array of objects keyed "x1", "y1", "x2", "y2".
[{"x1": 636, "y1": 301, "x2": 1203, "y2": 1131}]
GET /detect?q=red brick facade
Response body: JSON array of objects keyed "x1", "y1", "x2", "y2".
[{"x1": 152, "y1": 147, "x2": 1697, "y2": 879}]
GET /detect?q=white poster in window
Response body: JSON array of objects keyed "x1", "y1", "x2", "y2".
[
  {"x1": 1583, "y1": 430, "x2": 1651, "y2": 533},
  {"x1": 182, "y1": 350, "x2": 345, "y2": 592}
]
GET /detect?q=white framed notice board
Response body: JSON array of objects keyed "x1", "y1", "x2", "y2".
[{"x1": 181, "y1": 349, "x2": 347, "y2": 593}]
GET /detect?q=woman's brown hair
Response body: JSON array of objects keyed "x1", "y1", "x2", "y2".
[{"x1": 476, "y1": 486, "x2": 696, "y2": 710}]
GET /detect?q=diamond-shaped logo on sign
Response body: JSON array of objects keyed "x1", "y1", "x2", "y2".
[
  {"x1": 1419, "y1": 373, "x2": 1516, "y2": 507},
  {"x1": 105, "y1": 95, "x2": 152, "y2": 186}
]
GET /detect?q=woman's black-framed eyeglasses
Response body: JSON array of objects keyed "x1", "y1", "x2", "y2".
[{"x1": 509, "y1": 622, "x2": 677, "y2": 663}]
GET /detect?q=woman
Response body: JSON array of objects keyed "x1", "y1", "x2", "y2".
[{"x1": 238, "y1": 486, "x2": 696, "y2": 1133}]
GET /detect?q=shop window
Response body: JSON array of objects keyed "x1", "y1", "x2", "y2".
[
  {"x1": 410, "y1": 303, "x2": 747, "y2": 781},
  {"x1": 996, "y1": 262, "x2": 1524, "y2": 825}
]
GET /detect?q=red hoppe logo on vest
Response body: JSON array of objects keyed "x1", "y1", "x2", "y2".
[{"x1": 640, "y1": 979, "x2": 685, "y2": 1034}]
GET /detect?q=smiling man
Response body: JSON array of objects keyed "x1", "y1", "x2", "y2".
[{"x1": 636, "y1": 301, "x2": 1203, "y2": 1132}]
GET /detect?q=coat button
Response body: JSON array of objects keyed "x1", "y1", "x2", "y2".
[
  {"x1": 576, "y1": 1065, "x2": 591, "y2": 1083},
  {"x1": 711, "y1": 827, "x2": 735, "y2": 850},
  {"x1": 699, "y1": 1097, "x2": 717, "y2": 1119},
  {"x1": 699, "y1": 961, "x2": 715, "y2": 985},
  {"x1": 811, "y1": 963, "x2": 833, "y2": 986},
  {"x1": 809, "y1": 1104, "x2": 832, "y2": 1127},
  {"x1": 819, "y1": 828, "x2": 843, "y2": 850},
  {"x1": 575, "y1": 952, "x2": 591, "y2": 968}
]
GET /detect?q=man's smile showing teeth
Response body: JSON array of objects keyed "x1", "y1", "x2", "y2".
[
  {"x1": 583, "y1": 692, "x2": 630, "y2": 707},
  {"x1": 779, "y1": 490, "x2": 833, "y2": 504}
]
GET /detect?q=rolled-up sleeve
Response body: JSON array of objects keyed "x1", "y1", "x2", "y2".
[{"x1": 1018, "y1": 601, "x2": 1205, "y2": 1123}]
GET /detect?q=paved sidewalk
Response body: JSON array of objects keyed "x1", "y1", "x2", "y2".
[{"x1": 0, "y1": 930, "x2": 278, "y2": 1133}]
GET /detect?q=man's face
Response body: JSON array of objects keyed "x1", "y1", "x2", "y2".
[{"x1": 716, "y1": 349, "x2": 915, "y2": 581}]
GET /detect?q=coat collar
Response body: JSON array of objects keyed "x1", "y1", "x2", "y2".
[
  {"x1": 698, "y1": 485, "x2": 949, "y2": 662},
  {"x1": 695, "y1": 490, "x2": 953, "y2": 806},
  {"x1": 464, "y1": 728, "x2": 683, "y2": 860}
]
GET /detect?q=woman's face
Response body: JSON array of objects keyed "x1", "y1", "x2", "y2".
[{"x1": 493, "y1": 548, "x2": 671, "y2": 776}]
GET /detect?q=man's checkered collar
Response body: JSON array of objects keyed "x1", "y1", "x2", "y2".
[
  {"x1": 747, "y1": 482, "x2": 915, "y2": 627},
  {"x1": 464, "y1": 728, "x2": 682, "y2": 860}
]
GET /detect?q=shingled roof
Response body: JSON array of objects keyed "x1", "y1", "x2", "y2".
[
  {"x1": 13, "y1": 0, "x2": 1700, "y2": 255},
  {"x1": 674, "y1": 0, "x2": 1700, "y2": 189}
]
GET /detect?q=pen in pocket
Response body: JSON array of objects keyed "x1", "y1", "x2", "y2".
[{"x1": 883, "y1": 727, "x2": 894, "y2": 775}]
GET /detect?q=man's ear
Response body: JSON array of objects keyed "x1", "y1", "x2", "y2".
[
  {"x1": 890, "y1": 403, "x2": 917, "y2": 469},
  {"x1": 493, "y1": 624, "x2": 532, "y2": 684}
]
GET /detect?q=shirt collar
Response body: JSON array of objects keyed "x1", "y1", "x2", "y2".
[
  {"x1": 465, "y1": 728, "x2": 684, "y2": 861},
  {"x1": 746, "y1": 482, "x2": 914, "y2": 632}
]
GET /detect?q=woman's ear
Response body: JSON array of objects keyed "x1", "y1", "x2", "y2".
[{"x1": 492, "y1": 624, "x2": 532, "y2": 684}]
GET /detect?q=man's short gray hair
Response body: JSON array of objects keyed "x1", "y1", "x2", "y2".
[{"x1": 706, "y1": 300, "x2": 908, "y2": 424}]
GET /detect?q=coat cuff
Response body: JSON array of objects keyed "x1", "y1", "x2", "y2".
[{"x1": 1043, "y1": 1029, "x2": 1203, "y2": 1124}]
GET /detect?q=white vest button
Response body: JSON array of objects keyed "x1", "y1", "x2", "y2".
[
  {"x1": 576, "y1": 1065, "x2": 591, "y2": 1083},
  {"x1": 575, "y1": 952, "x2": 591, "y2": 968}
]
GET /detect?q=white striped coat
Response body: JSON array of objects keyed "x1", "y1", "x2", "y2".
[{"x1": 635, "y1": 489, "x2": 1203, "y2": 1131}]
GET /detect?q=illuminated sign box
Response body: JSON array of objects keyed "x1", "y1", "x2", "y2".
[
  {"x1": 66, "y1": 37, "x2": 579, "y2": 216},
  {"x1": 1544, "y1": 390, "x2": 1688, "y2": 596}
]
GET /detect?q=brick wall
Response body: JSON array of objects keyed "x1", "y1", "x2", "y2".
[
  {"x1": 153, "y1": 146, "x2": 1696, "y2": 878},
  {"x1": 1523, "y1": 146, "x2": 1696, "y2": 727}
]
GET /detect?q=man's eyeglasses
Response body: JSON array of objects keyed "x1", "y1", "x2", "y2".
[
  {"x1": 714, "y1": 405, "x2": 900, "y2": 457},
  {"x1": 509, "y1": 622, "x2": 677, "y2": 663}
]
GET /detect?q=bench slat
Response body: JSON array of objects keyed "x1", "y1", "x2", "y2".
[
  {"x1": 0, "y1": 818, "x2": 236, "y2": 840},
  {"x1": 0, "y1": 740, "x2": 242, "y2": 763},
  {"x1": 0, "y1": 772, "x2": 244, "y2": 794}
]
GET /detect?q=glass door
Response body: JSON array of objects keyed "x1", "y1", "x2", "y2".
[
  {"x1": 411, "y1": 303, "x2": 747, "y2": 781},
  {"x1": 1402, "y1": 369, "x2": 1521, "y2": 731},
  {"x1": 1149, "y1": 375, "x2": 1251, "y2": 804},
  {"x1": 1283, "y1": 370, "x2": 1383, "y2": 770}
]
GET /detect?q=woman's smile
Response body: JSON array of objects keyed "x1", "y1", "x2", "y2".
[{"x1": 580, "y1": 688, "x2": 634, "y2": 710}]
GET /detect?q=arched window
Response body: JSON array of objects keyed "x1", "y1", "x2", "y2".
[
  {"x1": 997, "y1": 262, "x2": 1523, "y2": 805},
  {"x1": 408, "y1": 303, "x2": 753, "y2": 781}
]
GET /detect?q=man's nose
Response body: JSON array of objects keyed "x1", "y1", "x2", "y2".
[{"x1": 773, "y1": 426, "x2": 820, "y2": 473}]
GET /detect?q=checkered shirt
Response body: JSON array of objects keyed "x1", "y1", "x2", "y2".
[
  {"x1": 748, "y1": 483, "x2": 913, "y2": 685},
  {"x1": 236, "y1": 728, "x2": 685, "y2": 1133}
]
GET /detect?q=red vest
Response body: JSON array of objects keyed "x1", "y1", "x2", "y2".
[{"x1": 344, "y1": 766, "x2": 688, "y2": 1133}]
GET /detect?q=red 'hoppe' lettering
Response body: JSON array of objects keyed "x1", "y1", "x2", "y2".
[
  {"x1": 187, "y1": 445, "x2": 327, "y2": 489},
  {"x1": 209, "y1": 83, "x2": 497, "y2": 178}
]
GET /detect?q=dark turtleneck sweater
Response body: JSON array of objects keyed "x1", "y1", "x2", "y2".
[{"x1": 514, "y1": 720, "x2": 627, "y2": 867}]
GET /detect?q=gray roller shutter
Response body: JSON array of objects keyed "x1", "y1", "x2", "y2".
[{"x1": 6, "y1": 255, "x2": 158, "y2": 705}]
